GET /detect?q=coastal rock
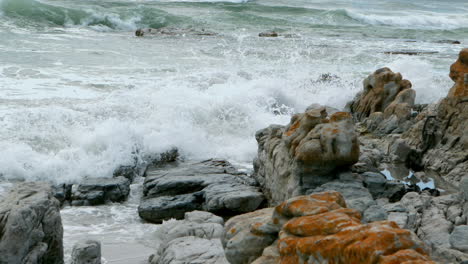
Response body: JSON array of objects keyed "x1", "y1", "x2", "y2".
[
  {"x1": 448, "y1": 48, "x2": 468, "y2": 97},
  {"x1": 71, "y1": 176, "x2": 130, "y2": 206},
  {"x1": 258, "y1": 31, "x2": 278, "y2": 37},
  {"x1": 402, "y1": 50, "x2": 468, "y2": 185},
  {"x1": 450, "y1": 225, "x2": 468, "y2": 253},
  {"x1": 346, "y1": 67, "x2": 415, "y2": 134},
  {"x1": 0, "y1": 182, "x2": 63, "y2": 264},
  {"x1": 139, "y1": 159, "x2": 264, "y2": 223},
  {"x1": 149, "y1": 211, "x2": 228, "y2": 264},
  {"x1": 223, "y1": 191, "x2": 435, "y2": 264},
  {"x1": 254, "y1": 106, "x2": 359, "y2": 204},
  {"x1": 71, "y1": 240, "x2": 101, "y2": 264},
  {"x1": 135, "y1": 27, "x2": 216, "y2": 37}
]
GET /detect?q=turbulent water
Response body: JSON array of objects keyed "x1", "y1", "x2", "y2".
[
  {"x1": 1, "y1": 0, "x2": 467, "y2": 263},
  {"x1": 1, "y1": 0, "x2": 467, "y2": 183}
]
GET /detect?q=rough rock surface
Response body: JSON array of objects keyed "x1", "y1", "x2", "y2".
[
  {"x1": 223, "y1": 191, "x2": 435, "y2": 264},
  {"x1": 71, "y1": 176, "x2": 131, "y2": 206},
  {"x1": 254, "y1": 105, "x2": 359, "y2": 205},
  {"x1": 149, "y1": 211, "x2": 228, "y2": 264},
  {"x1": 71, "y1": 240, "x2": 101, "y2": 264},
  {"x1": 139, "y1": 159, "x2": 264, "y2": 223},
  {"x1": 448, "y1": 48, "x2": 468, "y2": 97},
  {"x1": 401, "y1": 50, "x2": 468, "y2": 185},
  {"x1": 346, "y1": 67, "x2": 415, "y2": 134},
  {"x1": 0, "y1": 182, "x2": 63, "y2": 264}
]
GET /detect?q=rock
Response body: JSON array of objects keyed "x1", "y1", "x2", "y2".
[
  {"x1": 435, "y1": 40, "x2": 461, "y2": 45},
  {"x1": 461, "y1": 177, "x2": 468, "y2": 201},
  {"x1": 139, "y1": 193, "x2": 203, "y2": 224},
  {"x1": 384, "y1": 50, "x2": 439, "y2": 55},
  {"x1": 135, "y1": 28, "x2": 216, "y2": 37},
  {"x1": 152, "y1": 237, "x2": 227, "y2": 264},
  {"x1": 346, "y1": 67, "x2": 415, "y2": 134},
  {"x1": 448, "y1": 48, "x2": 468, "y2": 97},
  {"x1": 139, "y1": 159, "x2": 264, "y2": 223},
  {"x1": 149, "y1": 211, "x2": 228, "y2": 264},
  {"x1": 0, "y1": 182, "x2": 63, "y2": 264},
  {"x1": 71, "y1": 176, "x2": 130, "y2": 206},
  {"x1": 52, "y1": 183, "x2": 72, "y2": 205},
  {"x1": 223, "y1": 191, "x2": 435, "y2": 264},
  {"x1": 450, "y1": 225, "x2": 468, "y2": 253},
  {"x1": 363, "y1": 205, "x2": 388, "y2": 222},
  {"x1": 223, "y1": 208, "x2": 277, "y2": 264},
  {"x1": 361, "y1": 171, "x2": 387, "y2": 198},
  {"x1": 71, "y1": 240, "x2": 101, "y2": 264},
  {"x1": 254, "y1": 106, "x2": 359, "y2": 205},
  {"x1": 113, "y1": 165, "x2": 138, "y2": 182},
  {"x1": 258, "y1": 31, "x2": 278, "y2": 37}
]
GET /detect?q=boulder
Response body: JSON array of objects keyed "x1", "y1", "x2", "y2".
[
  {"x1": 450, "y1": 225, "x2": 468, "y2": 253},
  {"x1": 71, "y1": 240, "x2": 101, "y2": 264},
  {"x1": 254, "y1": 106, "x2": 359, "y2": 205},
  {"x1": 223, "y1": 191, "x2": 435, "y2": 264},
  {"x1": 346, "y1": 67, "x2": 415, "y2": 134},
  {"x1": 139, "y1": 159, "x2": 264, "y2": 223},
  {"x1": 448, "y1": 48, "x2": 468, "y2": 97},
  {"x1": 0, "y1": 182, "x2": 63, "y2": 264},
  {"x1": 149, "y1": 211, "x2": 228, "y2": 264},
  {"x1": 71, "y1": 176, "x2": 130, "y2": 206}
]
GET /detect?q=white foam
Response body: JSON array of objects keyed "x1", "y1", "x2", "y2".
[{"x1": 346, "y1": 9, "x2": 468, "y2": 30}]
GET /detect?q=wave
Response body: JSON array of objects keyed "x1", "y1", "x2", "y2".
[
  {"x1": 344, "y1": 9, "x2": 468, "y2": 30},
  {"x1": 0, "y1": 0, "x2": 187, "y2": 30}
]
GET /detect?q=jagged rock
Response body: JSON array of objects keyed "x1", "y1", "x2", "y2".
[
  {"x1": 223, "y1": 191, "x2": 435, "y2": 264},
  {"x1": 52, "y1": 183, "x2": 72, "y2": 205},
  {"x1": 450, "y1": 225, "x2": 468, "y2": 252},
  {"x1": 254, "y1": 106, "x2": 359, "y2": 205},
  {"x1": 71, "y1": 240, "x2": 101, "y2": 264},
  {"x1": 138, "y1": 159, "x2": 264, "y2": 223},
  {"x1": 448, "y1": 48, "x2": 468, "y2": 97},
  {"x1": 135, "y1": 27, "x2": 216, "y2": 37},
  {"x1": 149, "y1": 211, "x2": 228, "y2": 264},
  {"x1": 258, "y1": 31, "x2": 278, "y2": 37},
  {"x1": 363, "y1": 205, "x2": 389, "y2": 222},
  {"x1": 71, "y1": 176, "x2": 130, "y2": 206},
  {"x1": 223, "y1": 208, "x2": 276, "y2": 264},
  {"x1": 346, "y1": 67, "x2": 415, "y2": 134},
  {"x1": 0, "y1": 182, "x2": 63, "y2": 264}
]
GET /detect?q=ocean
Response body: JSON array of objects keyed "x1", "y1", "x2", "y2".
[{"x1": 0, "y1": 0, "x2": 467, "y2": 262}]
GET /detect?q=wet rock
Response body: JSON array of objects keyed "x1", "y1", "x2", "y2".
[
  {"x1": 149, "y1": 211, "x2": 228, "y2": 264},
  {"x1": 258, "y1": 31, "x2": 278, "y2": 37},
  {"x1": 113, "y1": 165, "x2": 138, "y2": 182},
  {"x1": 384, "y1": 50, "x2": 439, "y2": 55},
  {"x1": 52, "y1": 183, "x2": 72, "y2": 205},
  {"x1": 71, "y1": 240, "x2": 101, "y2": 264},
  {"x1": 135, "y1": 28, "x2": 217, "y2": 37},
  {"x1": 435, "y1": 40, "x2": 461, "y2": 45},
  {"x1": 0, "y1": 182, "x2": 63, "y2": 264},
  {"x1": 254, "y1": 105, "x2": 359, "y2": 205},
  {"x1": 450, "y1": 225, "x2": 468, "y2": 252},
  {"x1": 139, "y1": 159, "x2": 264, "y2": 223},
  {"x1": 71, "y1": 176, "x2": 130, "y2": 206},
  {"x1": 223, "y1": 191, "x2": 435, "y2": 264}
]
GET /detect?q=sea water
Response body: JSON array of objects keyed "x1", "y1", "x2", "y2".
[{"x1": 0, "y1": 0, "x2": 467, "y2": 262}]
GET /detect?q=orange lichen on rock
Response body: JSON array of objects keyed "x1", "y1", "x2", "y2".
[
  {"x1": 288, "y1": 221, "x2": 430, "y2": 264},
  {"x1": 224, "y1": 191, "x2": 436, "y2": 264},
  {"x1": 282, "y1": 209, "x2": 361, "y2": 237},
  {"x1": 448, "y1": 48, "x2": 468, "y2": 97},
  {"x1": 380, "y1": 249, "x2": 436, "y2": 264},
  {"x1": 329, "y1": 111, "x2": 352, "y2": 123},
  {"x1": 275, "y1": 191, "x2": 346, "y2": 218}
]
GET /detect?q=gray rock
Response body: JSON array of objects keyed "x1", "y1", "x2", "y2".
[
  {"x1": 462, "y1": 177, "x2": 468, "y2": 201},
  {"x1": 450, "y1": 225, "x2": 468, "y2": 252},
  {"x1": 382, "y1": 181, "x2": 406, "y2": 202},
  {"x1": 361, "y1": 172, "x2": 387, "y2": 199},
  {"x1": 139, "y1": 159, "x2": 264, "y2": 223},
  {"x1": 139, "y1": 193, "x2": 203, "y2": 224},
  {"x1": 71, "y1": 176, "x2": 130, "y2": 206},
  {"x1": 152, "y1": 237, "x2": 228, "y2": 264},
  {"x1": 71, "y1": 240, "x2": 101, "y2": 264},
  {"x1": 184, "y1": 211, "x2": 224, "y2": 225},
  {"x1": 363, "y1": 205, "x2": 388, "y2": 222},
  {"x1": 0, "y1": 182, "x2": 63, "y2": 264},
  {"x1": 149, "y1": 211, "x2": 228, "y2": 264}
]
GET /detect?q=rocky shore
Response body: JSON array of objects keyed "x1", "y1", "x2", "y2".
[{"x1": 0, "y1": 48, "x2": 467, "y2": 264}]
